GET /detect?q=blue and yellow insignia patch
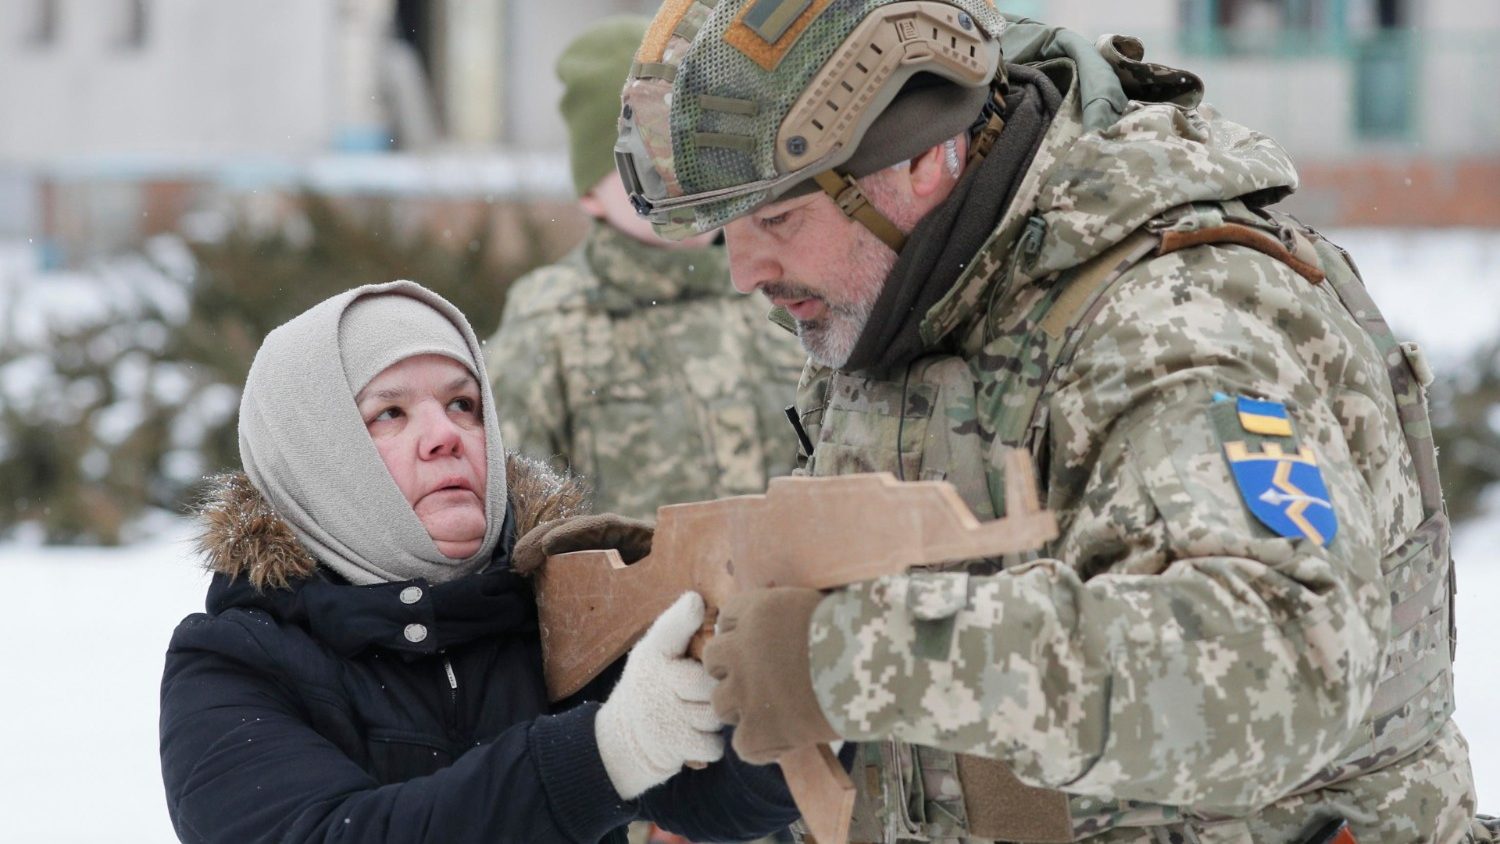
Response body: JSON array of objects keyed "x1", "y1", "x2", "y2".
[
  {"x1": 1219, "y1": 395, "x2": 1338, "y2": 546},
  {"x1": 1237, "y1": 396, "x2": 1294, "y2": 437}
]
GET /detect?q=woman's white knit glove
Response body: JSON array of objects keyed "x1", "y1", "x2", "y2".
[{"x1": 596, "y1": 592, "x2": 724, "y2": 799}]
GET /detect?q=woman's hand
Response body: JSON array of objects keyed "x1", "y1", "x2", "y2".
[
  {"x1": 511, "y1": 514, "x2": 654, "y2": 575},
  {"x1": 595, "y1": 592, "x2": 723, "y2": 799}
]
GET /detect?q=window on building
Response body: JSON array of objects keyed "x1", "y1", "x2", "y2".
[
  {"x1": 389, "y1": 0, "x2": 446, "y2": 147},
  {"x1": 1352, "y1": 0, "x2": 1413, "y2": 139},
  {"x1": 395, "y1": 0, "x2": 435, "y2": 76},
  {"x1": 93, "y1": 0, "x2": 148, "y2": 49},
  {"x1": 1377, "y1": 0, "x2": 1406, "y2": 28},
  {"x1": 1000, "y1": 0, "x2": 1046, "y2": 18},
  {"x1": 1180, "y1": 0, "x2": 1415, "y2": 139},
  {"x1": 1180, "y1": 0, "x2": 1347, "y2": 55},
  {"x1": 110, "y1": 0, "x2": 149, "y2": 49},
  {"x1": 24, "y1": 0, "x2": 60, "y2": 47}
]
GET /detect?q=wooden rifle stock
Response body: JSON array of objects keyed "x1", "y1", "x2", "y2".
[{"x1": 534, "y1": 449, "x2": 1057, "y2": 844}]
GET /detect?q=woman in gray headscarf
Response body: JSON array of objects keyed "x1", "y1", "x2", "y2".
[{"x1": 158, "y1": 281, "x2": 798, "y2": 843}]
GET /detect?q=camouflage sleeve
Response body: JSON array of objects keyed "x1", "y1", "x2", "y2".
[
  {"x1": 484, "y1": 275, "x2": 574, "y2": 473},
  {"x1": 807, "y1": 251, "x2": 1393, "y2": 814}
]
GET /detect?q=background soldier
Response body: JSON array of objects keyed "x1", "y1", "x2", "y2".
[
  {"x1": 602, "y1": 2, "x2": 1484, "y2": 841},
  {"x1": 485, "y1": 16, "x2": 807, "y2": 522}
]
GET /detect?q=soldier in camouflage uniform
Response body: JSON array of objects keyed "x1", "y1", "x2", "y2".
[
  {"x1": 485, "y1": 16, "x2": 806, "y2": 521},
  {"x1": 607, "y1": 1, "x2": 1486, "y2": 841}
]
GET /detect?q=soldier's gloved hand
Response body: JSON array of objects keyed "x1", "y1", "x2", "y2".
[
  {"x1": 597, "y1": 592, "x2": 724, "y2": 799},
  {"x1": 510, "y1": 513, "x2": 653, "y2": 575},
  {"x1": 703, "y1": 587, "x2": 840, "y2": 764}
]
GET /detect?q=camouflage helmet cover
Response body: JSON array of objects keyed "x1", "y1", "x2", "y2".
[{"x1": 616, "y1": 0, "x2": 1006, "y2": 239}]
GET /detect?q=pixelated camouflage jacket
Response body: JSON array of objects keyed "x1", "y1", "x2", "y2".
[
  {"x1": 793, "y1": 43, "x2": 1475, "y2": 844},
  {"x1": 486, "y1": 223, "x2": 806, "y2": 520}
]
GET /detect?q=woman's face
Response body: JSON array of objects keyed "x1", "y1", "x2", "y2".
[{"x1": 355, "y1": 354, "x2": 488, "y2": 559}]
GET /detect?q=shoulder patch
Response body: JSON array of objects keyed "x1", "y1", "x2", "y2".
[{"x1": 1215, "y1": 395, "x2": 1338, "y2": 547}]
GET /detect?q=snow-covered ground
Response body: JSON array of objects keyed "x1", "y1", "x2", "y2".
[
  {"x1": 1, "y1": 229, "x2": 1498, "y2": 841},
  {"x1": 0, "y1": 523, "x2": 209, "y2": 843},
  {"x1": 1454, "y1": 512, "x2": 1500, "y2": 814},
  {"x1": 1, "y1": 514, "x2": 1498, "y2": 842}
]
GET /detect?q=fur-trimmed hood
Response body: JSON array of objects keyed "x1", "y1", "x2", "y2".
[{"x1": 196, "y1": 453, "x2": 587, "y2": 591}]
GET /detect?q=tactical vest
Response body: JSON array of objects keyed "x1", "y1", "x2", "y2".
[{"x1": 790, "y1": 201, "x2": 1457, "y2": 843}]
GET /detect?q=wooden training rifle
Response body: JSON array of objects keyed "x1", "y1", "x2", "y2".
[{"x1": 534, "y1": 449, "x2": 1058, "y2": 844}]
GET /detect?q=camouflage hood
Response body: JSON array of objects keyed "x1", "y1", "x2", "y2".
[
  {"x1": 1024, "y1": 100, "x2": 1300, "y2": 280},
  {"x1": 921, "y1": 35, "x2": 1300, "y2": 348}
]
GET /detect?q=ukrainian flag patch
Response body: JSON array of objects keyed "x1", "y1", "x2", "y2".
[{"x1": 1237, "y1": 396, "x2": 1294, "y2": 437}]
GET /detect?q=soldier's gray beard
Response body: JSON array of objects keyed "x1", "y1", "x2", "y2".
[
  {"x1": 769, "y1": 244, "x2": 894, "y2": 369},
  {"x1": 794, "y1": 295, "x2": 875, "y2": 368}
]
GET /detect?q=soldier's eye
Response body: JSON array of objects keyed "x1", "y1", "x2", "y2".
[{"x1": 759, "y1": 212, "x2": 790, "y2": 229}]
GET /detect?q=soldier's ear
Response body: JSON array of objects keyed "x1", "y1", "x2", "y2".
[
  {"x1": 907, "y1": 134, "x2": 966, "y2": 201},
  {"x1": 578, "y1": 190, "x2": 607, "y2": 220}
]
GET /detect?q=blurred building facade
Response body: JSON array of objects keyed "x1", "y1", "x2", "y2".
[
  {"x1": 0, "y1": 0, "x2": 1495, "y2": 266},
  {"x1": 1033, "y1": 0, "x2": 1500, "y2": 226}
]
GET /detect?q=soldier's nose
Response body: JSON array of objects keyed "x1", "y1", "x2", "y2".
[{"x1": 725, "y1": 220, "x2": 779, "y2": 295}]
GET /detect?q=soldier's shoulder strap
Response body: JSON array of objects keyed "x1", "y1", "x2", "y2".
[
  {"x1": 1023, "y1": 200, "x2": 1333, "y2": 447},
  {"x1": 1286, "y1": 212, "x2": 1456, "y2": 662}
]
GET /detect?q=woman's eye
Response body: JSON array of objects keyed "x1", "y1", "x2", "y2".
[
  {"x1": 448, "y1": 397, "x2": 477, "y2": 415},
  {"x1": 373, "y1": 407, "x2": 402, "y2": 423},
  {"x1": 759, "y1": 212, "x2": 790, "y2": 229}
]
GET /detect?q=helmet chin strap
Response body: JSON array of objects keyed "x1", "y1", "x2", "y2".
[
  {"x1": 812, "y1": 87, "x2": 1009, "y2": 256},
  {"x1": 966, "y1": 87, "x2": 1008, "y2": 167},
  {"x1": 813, "y1": 169, "x2": 909, "y2": 254}
]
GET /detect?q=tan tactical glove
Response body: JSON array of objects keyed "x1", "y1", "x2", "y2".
[
  {"x1": 511, "y1": 514, "x2": 653, "y2": 575},
  {"x1": 702, "y1": 587, "x2": 840, "y2": 764}
]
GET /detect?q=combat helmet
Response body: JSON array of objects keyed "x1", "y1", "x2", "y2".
[{"x1": 615, "y1": 0, "x2": 1007, "y2": 248}]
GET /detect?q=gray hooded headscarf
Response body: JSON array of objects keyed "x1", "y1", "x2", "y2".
[{"x1": 237, "y1": 280, "x2": 508, "y2": 585}]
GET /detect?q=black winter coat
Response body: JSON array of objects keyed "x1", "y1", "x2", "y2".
[{"x1": 159, "y1": 463, "x2": 799, "y2": 843}]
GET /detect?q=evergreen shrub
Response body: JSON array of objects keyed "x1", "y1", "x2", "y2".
[
  {"x1": 0, "y1": 193, "x2": 548, "y2": 544},
  {"x1": 1431, "y1": 343, "x2": 1500, "y2": 523}
]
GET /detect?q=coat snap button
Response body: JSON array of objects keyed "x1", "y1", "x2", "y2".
[
  {"x1": 399, "y1": 586, "x2": 423, "y2": 605},
  {"x1": 404, "y1": 623, "x2": 428, "y2": 643}
]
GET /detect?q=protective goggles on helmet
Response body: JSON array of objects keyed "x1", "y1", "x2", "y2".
[
  {"x1": 615, "y1": 143, "x2": 837, "y2": 227},
  {"x1": 615, "y1": 0, "x2": 1001, "y2": 235}
]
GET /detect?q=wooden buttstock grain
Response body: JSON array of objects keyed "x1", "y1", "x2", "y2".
[
  {"x1": 534, "y1": 547, "x2": 690, "y2": 701},
  {"x1": 781, "y1": 743, "x2": 856, "y2": 844},
  {"x1": 534, "y1": 453, "x2": 1058, "y2": 844}
]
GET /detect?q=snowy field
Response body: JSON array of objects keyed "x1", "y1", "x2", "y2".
[
  {"x1": 1, "y1": 228, "x2": 1499, "y2": 841},
  {"x1": 4, "y1": 519, "x2": 1500, "y2": 842}
]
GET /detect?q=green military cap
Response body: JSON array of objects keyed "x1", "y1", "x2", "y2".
[{"x1": 557, "y1": 16, "x2": 651, "y2": 198}]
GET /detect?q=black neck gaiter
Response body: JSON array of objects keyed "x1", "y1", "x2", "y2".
[{"x1": 842, "y1": 64, "x2": 1063, "y2": 375}]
